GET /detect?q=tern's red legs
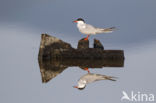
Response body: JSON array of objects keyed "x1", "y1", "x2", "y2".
[
  {"x1": 84, "y1": 68, "x2": 90, "y2": 73},
  {"x1": 84, "y1": 35, "x2": 90, "y2": 40}
]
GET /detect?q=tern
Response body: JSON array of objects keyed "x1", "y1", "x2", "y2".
[
  {"x1": 73, "y1": 68, "x2": 117, "y2": 90},
  {"x1": 73, "y1": 18, "x2": 116, "y2": 40}
]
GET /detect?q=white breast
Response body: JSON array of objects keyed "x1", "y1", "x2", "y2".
[{"x1": 77, "y1": 23, "x2": 97, "y2": 35}]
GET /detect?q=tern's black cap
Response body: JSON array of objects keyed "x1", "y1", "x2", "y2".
[
  {"x1": 77, "y1": 86, "x2": 86, "y2": 90},
  {"x1": 77, "y1": 18, "x2": 85, "y2": 22}
]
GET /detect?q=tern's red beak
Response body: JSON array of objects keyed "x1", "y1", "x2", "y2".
[
  {"x1": 73, "y1": 20, "x2": 78, "y2": 23},
  {"x1": 73, "y1": 86, "x2": 78, "y2": 88}
]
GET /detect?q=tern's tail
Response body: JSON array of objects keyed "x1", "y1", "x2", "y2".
[
  {"x1": 102, "y1": 27, "x2": 116, "y2": 33},
  {"x1": 104, "y1": 76, "x2": 117, "y2": 81}
]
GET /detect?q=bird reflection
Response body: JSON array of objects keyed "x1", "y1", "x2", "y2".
[{"x1": 73, "y1": 68, "x2": 117, "y2": 90}]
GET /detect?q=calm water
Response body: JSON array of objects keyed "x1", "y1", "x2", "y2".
[{"x1": 0, "y1": 25, "x2": 155, "y2": 103}]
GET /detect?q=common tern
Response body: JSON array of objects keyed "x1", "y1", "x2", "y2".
[
  {"x1": 73, "y1": 68, "x2": 117, "y2": 90},
  {"x1": 73, "y1": 18, "x2": 116, "y2": 40}
]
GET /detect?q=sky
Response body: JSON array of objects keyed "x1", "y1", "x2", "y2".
[
  {"x1": 0, "y1": 0, "x2": 156, "y2": 46},
  {"x1": 0, "y1": 0, "x2": 156, "y2": 103}
]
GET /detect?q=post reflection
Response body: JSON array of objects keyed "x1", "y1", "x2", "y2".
[{"x1": 38, "y1": 58, "x2": 123, "y2": 83}]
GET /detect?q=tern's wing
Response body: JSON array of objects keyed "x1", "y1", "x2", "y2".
[
  {"x1": 85, "y1": 23, "x2": 116, "y2": 34},
  {"x1": 94, "y1": 74, "x2": 117, "y2": 82},
  {"x1": 85, "y1": 24, "x2": 96, "y2": 29},
  {"x1": 78, "y1": 23, "x2": 97, "y2": 35},
  {"x1": 85, "y1": 24, "x2": 96, "y2": 32},
  {"x1": 95, "y1": 27, "x2": 116, "y2": 33},
  {"x1": 82, "y1": 73, "x2": 116, "y2": 84}
]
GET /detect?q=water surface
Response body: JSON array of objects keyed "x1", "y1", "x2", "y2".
[{"x1": 0, "y1": 25, "x2": 155, "y2": 103}]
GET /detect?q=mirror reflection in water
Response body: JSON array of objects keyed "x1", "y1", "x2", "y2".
[
  {"x1": 38, "y1": 58, "x2": 123, "y2": 84},
  {"x1": 73, "y1": 68, "x2": 117, "y2": 90},
  {"x1": 38, "y1": 34, "x2": 124, "y2": 89}
]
